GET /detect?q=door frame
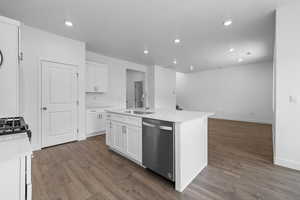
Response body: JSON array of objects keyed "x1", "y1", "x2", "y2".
[{"x1": 38, "y1": 59, "x2": 79, "y2": 148}]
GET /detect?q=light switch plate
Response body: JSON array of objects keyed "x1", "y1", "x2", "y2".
[{"x1": 289, "y1": 96, "x2": 298, "y2": 104}]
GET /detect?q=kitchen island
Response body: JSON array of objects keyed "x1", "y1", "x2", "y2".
[{"x1": 105, "y1": 109, "x2": 213, "y2": 192}]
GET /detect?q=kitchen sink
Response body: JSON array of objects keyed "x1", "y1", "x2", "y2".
[{"x1": 124, "y1": 110, "x2": 154, "y2": 115}]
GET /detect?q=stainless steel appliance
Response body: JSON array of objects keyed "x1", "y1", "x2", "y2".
[{"x1": 142, "y1": 118, "x2": 174, "y2": 181}]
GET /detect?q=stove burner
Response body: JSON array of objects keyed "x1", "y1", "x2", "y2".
[{"x1": 0, "y1": 117, "x2": 31, "y2": 140}]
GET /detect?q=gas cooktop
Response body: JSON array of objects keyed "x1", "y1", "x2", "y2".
[{"x1": 0, "y1": 117, "x2": 31, "y2": 140}]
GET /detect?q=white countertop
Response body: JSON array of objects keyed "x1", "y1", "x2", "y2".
[
  {"x1": 0, "y1": 133, "x2": 32, "y2": 163},
  {"x1": 86, "y1": 105, "x2": 113, "y2": 110},
  {"x1": 106, "y1": 109, "x2": 214, "y2": 122}
]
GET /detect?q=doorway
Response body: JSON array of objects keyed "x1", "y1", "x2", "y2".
[
  {"x1": 41, "y1": 61, "x2": 79, "y2": 148},
  {"x1": 126, "y1": 69, "x2": 145, "y2": 109}
]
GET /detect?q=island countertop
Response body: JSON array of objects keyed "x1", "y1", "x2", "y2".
[{"x1": 105, "y1": 109, "x2": 214, "y2": 123}]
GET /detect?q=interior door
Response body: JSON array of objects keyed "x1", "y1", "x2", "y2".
[{"x1": 41, "y1": 61, "x2": 78, "y2": 148}]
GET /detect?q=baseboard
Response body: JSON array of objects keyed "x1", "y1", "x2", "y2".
[
  {"x1": 275, "y1": 157, "x2": 300, "y2": 171},
  {"x1": 209, "y1": 116, "x2": 273, "y2": 125},
  {"x1": 86, "y1": 131, "x2": 105, "y2": 138}
]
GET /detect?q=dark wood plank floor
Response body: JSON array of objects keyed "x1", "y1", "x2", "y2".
[{"x1": 32, "y1": 119, "x2": 300, "y2": 200}]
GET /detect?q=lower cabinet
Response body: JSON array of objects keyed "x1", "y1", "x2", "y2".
[
  {"x1": 124, "y1": 125, "x2": 141, "y2": 162},
  {"x1": 86, "y1": 109, "x2": 106, "y2": 137},
  {"x1": 106, "y1": 116, "x2": 142, "y2": 164},
  {"x1": 0, "y1": 154, "x2": 32, "y2": 200}
]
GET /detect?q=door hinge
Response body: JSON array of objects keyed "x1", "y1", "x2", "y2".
[
  {"x1": 18, "y1": 52, "x2": 23, "y2": 62},
  {"x1": 76, "y1": 100, "x2": 79, "y2": 106},
  {"x1": 76, "y1": 129, "x2": 79, "y2": 133},
  {"x1": 76, "y1": 72, "x2": 79, "y2": 78}
]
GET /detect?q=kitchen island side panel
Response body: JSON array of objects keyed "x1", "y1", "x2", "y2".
[{"x1": 175, "y1": 117, "x2": 208, "y2": 192}]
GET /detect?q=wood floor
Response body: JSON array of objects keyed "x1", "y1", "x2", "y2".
[{"x1": 32, "y1": 119, "x2": 300, "y2": 200}]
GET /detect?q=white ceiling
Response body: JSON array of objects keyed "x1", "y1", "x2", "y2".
[{"x1": 0, "y1": 0, "x2": 294, "y2": 72}]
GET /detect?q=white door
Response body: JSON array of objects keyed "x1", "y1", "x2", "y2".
[
  {"x1": 124, "y1": 125, "x2": 141, "y2": 161},
  {"x1": 41, "y1": 61, "x2": 78, "y2": 147},
  {"x1": 0, "y1": 20, "x2": 19, "y2": 117}
]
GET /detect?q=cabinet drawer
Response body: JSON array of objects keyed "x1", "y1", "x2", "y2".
[
  {"x1": 110, "y1": 113, "x2": 126, "y2": 122},
  {"x1": 126, "y1": 116, "x2": 142, "y2": 127}
]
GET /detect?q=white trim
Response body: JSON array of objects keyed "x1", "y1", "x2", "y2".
[
  {"x1": 0, "y1": 16, "x2": 20, "y2": 26},
  {"x1": 209, "y1": 115, "x2": 273, "y2": 125},
  {"x1": 275, "y1": 157, "x2": 300, "y2": 171},
  {"x1": 38, "y1": 58, "x2": 79, "y2": 148}
]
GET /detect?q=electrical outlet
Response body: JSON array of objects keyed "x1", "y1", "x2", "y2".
[{"x1": 289, "y1": 96, "x2": 298, "y2": 104}]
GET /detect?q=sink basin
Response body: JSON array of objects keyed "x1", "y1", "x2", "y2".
[
  {"x1": 133, "y1": 111, "x2": 154, "y2": 115},
  {"x1": 124, "y1": 110, "x2": 154, "y2": 115}
]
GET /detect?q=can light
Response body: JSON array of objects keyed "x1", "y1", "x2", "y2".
[
  {"x1": 143, "y1": 49, "x2": 149, "y2": 55},
  {"x1": 223, "y1": 19, "x2": 233, "y2": 27},
  {"x1": 174, "y1": 38, "x2": 181, "y2": 44},
  {"x1": 65, "y1": 21, "x2": 73, "y2": 27}
]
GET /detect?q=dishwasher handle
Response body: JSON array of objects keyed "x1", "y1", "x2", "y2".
[
  {"x1": 142, "y1": 122, "x2": 156, "y2": 128},
  {"x1": 159, "y1": 126, "x2": 173, "y2": 131}
]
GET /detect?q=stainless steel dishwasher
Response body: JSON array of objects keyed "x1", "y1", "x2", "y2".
[{"x1": 142, "y1": 118, "x2": 175, "y2": 181}]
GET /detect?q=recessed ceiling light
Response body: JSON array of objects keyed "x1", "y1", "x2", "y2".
[
  {"x1": 174, "y1": 38, "x2": 181, "y2": 44},
  {"x1": 238, "y1": 58, "x2": 243, "y2": 63},
  {"x1": 229, "y1": 48, "x2": 235, "y2": 52},
  {"x1": 190, "y1": 65, "x2": 194, "y2": 71},
  {"x1": 223, "y1": 19, "x2": 233, "y2": 26},
  {"x1": 143, "y1": 49, "x2": 149, "y2": 55},
  {"x1": 173, "y1": 59, "x2": 177, "y2": 64},
  {"x1": 65, "y1": 20, "x2": 73, "y2": 27}
]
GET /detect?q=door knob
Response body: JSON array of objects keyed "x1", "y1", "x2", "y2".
[{"x1": 42, "y1": 107, "x2": 47, "y2": 111}]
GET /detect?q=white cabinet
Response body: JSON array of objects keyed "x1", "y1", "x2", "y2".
[
  {"x1": 0, "y1": 16, "x2": 20, "y2": 117},
  {"x1": 106, "y1": 113, "x2": 142, "y2": 163},
  {"x1": 86, "y1": 109, "x2": 106, "y2": 137},
  {"x1": 0, "y1": 154, "x2": 31, "y2": 200},
  {"x1": 124, "y1": 125, "x2": 141, "y2": 162},
  {"x1": 86, "y1": 61, "x2": 108, "y2": 93}
]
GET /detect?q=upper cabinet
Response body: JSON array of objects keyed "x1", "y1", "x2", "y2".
[
  {"x1": 86, "y1": 61, "x2": 108, "y2": 93},
  {"x1": 0, "y1": 16, "x2": 20, "y2": 118}
]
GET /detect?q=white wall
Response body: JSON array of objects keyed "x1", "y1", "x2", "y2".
[
  {"x1": 275, "y1": 2, "x2": 300, "y2": 170},
  {"x1": 126, "y1": 70, "x2": 146, "y2": 108},
  {"x1": 85, "y1": 51, "x2": 149, "y2": 108},
  {"x1": 21, "y1": 25, "x2": 86, "y2": 150},
  {"x1": 147, "y1": 65, "x2": 176, "y2": 110},
  {"x1": 176, "y1": 62, "x2": 273, "y2": 124}
]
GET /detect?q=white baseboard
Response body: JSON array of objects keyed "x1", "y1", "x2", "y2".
[
  {"x1": 275, "y1": 157, "x2": 300, "y2": 171},
  {"x1": 86, "y1": 131, "x2": 105, "y2": 138},
  {"x1": 209, "y1": 115, "x2": 273, "y2": 124}
]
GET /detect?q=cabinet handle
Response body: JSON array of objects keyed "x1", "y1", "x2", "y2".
[{"x1": 0, "y1": 50, "x2": 3, "y2": 67}]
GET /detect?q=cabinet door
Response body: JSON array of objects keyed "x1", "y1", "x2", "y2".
[
  {"x1": 0, "y1": 157, "x2": 23, "y2": 200},
  {"x1": 86, "y1": 62, "x2": 108, "y2": 93},
  {"x1": 105, "y1": 120, "x2": 111, "y2": 146},
  {"x1": 0, "y1": 20, "x2": 19, "y2": 117},
  {"x1": 86, "y1": 64, "x2": 94, "y2": 92},
  {"x1": 111, "y1": 121, "x2": 124, "y2": 152},
  {"x1": 124, "y1": 125, "x2": 142, "y2": 162},
  {"x1": 86, "y1": 112, "x2": 97, "y2": 134},
  {"x1": 98, "y1": 112, "x2": 106, "y2": 132},
  {"x1": 94, "y1": 64, "x2": 108, "y2": 92},
  {"x1": 86, "y1": 112, "x2": 106, "y2": 136}
]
